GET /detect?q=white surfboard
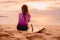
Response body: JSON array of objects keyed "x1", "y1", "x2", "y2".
[{"x1": 28, "y1": 24, "x2": 44, "y2": 33}]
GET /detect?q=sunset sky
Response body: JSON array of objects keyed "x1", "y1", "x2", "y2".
[
  {"x1": 23, "y1": 0, "x2": 60, "y2": 25},
  {"x1": 0, "y1": 0, "x2": 60, "y2": 25}
]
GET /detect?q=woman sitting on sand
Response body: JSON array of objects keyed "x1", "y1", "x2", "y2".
[{"x1": 17, "y1": 4, "x2": 31, "y2": 31}]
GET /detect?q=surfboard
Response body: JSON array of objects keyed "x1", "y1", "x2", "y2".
[{"x1": 28, "y1": 24, "x2": 45, "y2": 33}]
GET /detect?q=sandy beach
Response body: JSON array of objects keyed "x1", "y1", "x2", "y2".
[
  {"x1": 0, "y1": 0, "x2": 60, "y2": 40},
  {"x1": 0, "y1": 24, "x2": 60, "y2": 40}
]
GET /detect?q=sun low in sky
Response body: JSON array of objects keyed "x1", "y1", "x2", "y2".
[
  {"x1": 25, "y1": 2, "x2": 49, "y2": 10},
  {"x1": 23, "y1": 1, "x2": 60, "y2": 10}
]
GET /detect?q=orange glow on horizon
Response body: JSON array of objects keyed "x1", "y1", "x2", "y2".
[{"x1": 25, "y1": 2, "x2": 49, "y2": 10}]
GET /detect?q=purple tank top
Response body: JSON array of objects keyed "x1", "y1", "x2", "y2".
[{"x1": 18, "y1": 13, "x2": 31, "y2": 26}]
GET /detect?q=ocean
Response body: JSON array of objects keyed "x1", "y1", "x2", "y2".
[{"x1": 0, "y1": 1, "x2": 60, "y2": 25}]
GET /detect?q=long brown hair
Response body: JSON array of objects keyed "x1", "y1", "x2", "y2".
[{"x1": 21, "y1": 4, "x2": 28, "y2": 20}]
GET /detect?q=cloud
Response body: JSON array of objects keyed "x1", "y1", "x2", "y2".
[{"x1": 29, "y1": 7, "x2": 60, "y2": 18}]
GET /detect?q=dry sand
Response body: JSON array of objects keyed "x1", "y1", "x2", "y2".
[
  {"x1": 0, "y1": 1, "x2": 60, "y2": 40},
  {"x1": 0, "y1": 24, "x2": 60, "y2": 40}
]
